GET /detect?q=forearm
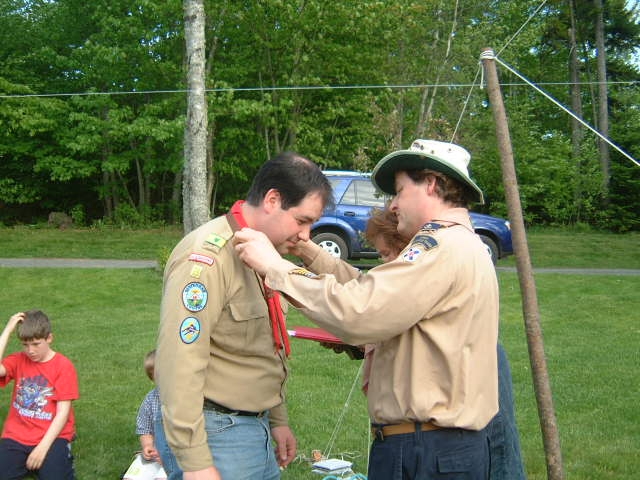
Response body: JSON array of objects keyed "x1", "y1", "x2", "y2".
[
  {"x1": 269, "y1": 401, "x2": 289, "y2": 428},
  {"x1": 0, "y1": 314, "x2": 22, "y2": 376},
  {"x1": 0, "y1": 327, "x2": 13, "y2": 360},
  {"x1": 0, "y1": 314, "x2": 21, "y2": 358},
  {"x1": 36, "y1": 403, "x2": 71, "y2": 453}
]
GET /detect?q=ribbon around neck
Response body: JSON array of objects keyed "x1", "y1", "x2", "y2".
[{"x1": 230, "y1": 200, "x2": 291, "y2": 356}]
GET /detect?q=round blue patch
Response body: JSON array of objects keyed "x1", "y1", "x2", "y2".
[
  {"x1": 182, "y1": 282, "x2": 208, "y2": 312},
  {"x1": 180, "y1": 317, "x2": 201, "y2": 344}
]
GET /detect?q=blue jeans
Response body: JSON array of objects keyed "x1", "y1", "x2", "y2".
[
  {"x1": 154, "y1": 415, "x2": 183, "y2": 480},
  {"x1": 486, "y1": 345, "x2": 527, "y2": 479},
  {"x1": 368, "y1": 427, "x2": 489, "y2": 480},
  {"x1": 203, "y1": 410, "x2": 280, "y2": 480},
  {"x1": 0, "y1": 438, "x2": 75, "y2": 480}
]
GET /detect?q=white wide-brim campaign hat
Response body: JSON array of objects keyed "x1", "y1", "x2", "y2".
[{"x1": 371, "y1": 139, "x2": 485, "y2": 204}]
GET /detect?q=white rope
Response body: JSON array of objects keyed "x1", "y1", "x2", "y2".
[
  {"x1": 0, "y1": 80, "x2": 636, "y2": 99},
  {"x1": 323, "y1": 361, "x2": 364, "y2": 459},
  {"x1": 497, "y1": 0, "x2": 549, "y2": 57},
  {"x1": 453, "y1": 0, "x2": 549, "y2": 142},
  {"x1": 481, "y1": 49, "x2": 640, "y2": 168},
  {"x1": 451, "y1": 66, "x2": 482, "y2": 142}
]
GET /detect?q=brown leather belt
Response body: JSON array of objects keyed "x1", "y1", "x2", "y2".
[
  {"x1": 371, "y1": 421, "x2": 442, "y2": 440},
  {"x1": 203, "y1": 398, "x2": 264, "y2": 417}
]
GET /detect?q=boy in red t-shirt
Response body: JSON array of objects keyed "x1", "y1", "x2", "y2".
[{"x1": 0, "y1": 310, "x2": 79, "y2": 480}]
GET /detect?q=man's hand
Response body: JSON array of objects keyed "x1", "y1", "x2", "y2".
[
  {"x1": 234, "y1": 228, "x2": 290, "y2": 276},
  {"x1": 271, "y1": 425, "x2": 297, "y2": 468},
  {"x1": 319, "y1": 342, "x2": 365, "y2": 360},
  {"x1": 287, "y1": 237, "x2": 318, "y2": 259}
]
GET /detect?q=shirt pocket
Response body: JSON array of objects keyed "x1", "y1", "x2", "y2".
[{"x1": 214, "y1": 301, "x2": 269, "y2": 354}]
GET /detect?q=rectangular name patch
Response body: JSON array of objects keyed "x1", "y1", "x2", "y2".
[{"x1": 188, "y1": 253, "x2": 215, "y2": 266}]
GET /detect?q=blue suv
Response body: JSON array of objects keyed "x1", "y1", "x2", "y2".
[{"x1": 311, "y1": 171, "x2": 513, "y2": 263}]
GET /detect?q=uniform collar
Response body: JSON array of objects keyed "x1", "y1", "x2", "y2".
[{"x1": 430, "y1": 207, "x2": 474, "y2": 233}]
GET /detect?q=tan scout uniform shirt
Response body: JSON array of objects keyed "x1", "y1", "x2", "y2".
[
  {"x1": 270, "y1": 208, "x2": 498, "y2": 430},
  {"x1": 156, "y1": 214, "x2": 289, "y2": 472}
]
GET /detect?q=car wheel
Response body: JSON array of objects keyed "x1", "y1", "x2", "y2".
[
  {"x1": 312, "y1": 232, "x2": 349, "y2": 260},
  {"x1": 479, "y1": 235, "x2": 498, "y2": 265}
]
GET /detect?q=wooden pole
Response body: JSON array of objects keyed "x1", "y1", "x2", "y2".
[{"x1": 480, "y1": 48, "x2": 565, "y2": 480}]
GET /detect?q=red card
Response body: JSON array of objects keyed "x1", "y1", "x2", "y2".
[{"x1": 288, "y1": 326, "x2": 344, "y2": 344}]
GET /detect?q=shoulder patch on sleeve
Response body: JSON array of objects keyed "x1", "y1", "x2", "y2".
[
  {"x1": 289, "y1": 267, "x2": 318, "y2": 278},
  {"x1": 402, "y1": 246, "x2": 423, "y2": 262},
  {"x1": 190, "y1": 264, "x2": 203, "y2": 279},
  {"x1": 180, "y1": 317, "x2": 201, "y2": 344},
  {"x1": 202, "y1": 233, "x2": 230, "y2": 253},
  {"x1": 419, "y1": 222, "x2": 443, "y2": 233},
  {"x1": 182, "y1": 282, "x2": 208, "y2": 312},
  {"x1": 188, "y1": 253, "x2": 215, "y2": 266},
  {"x1": 411, "y1": 234, "x2": 439, "y2": 251}
]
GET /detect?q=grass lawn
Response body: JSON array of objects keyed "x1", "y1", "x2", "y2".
[{"x1": 0, "y1": 226, "x2": 638, "y2": 478}]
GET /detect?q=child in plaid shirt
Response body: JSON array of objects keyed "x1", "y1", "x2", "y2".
[{"x1": 134, "y1": 350, "x2": 181, "y2": 479}]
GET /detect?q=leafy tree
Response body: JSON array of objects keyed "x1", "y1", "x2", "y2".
[{"x1": 0, "y1": 0, "x2": 639, "y2": 230}]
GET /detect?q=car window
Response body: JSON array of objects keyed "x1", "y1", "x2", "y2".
[
  {"x1": 328, "y1": 178, "x2": 343, "y2": 190},
  {"x1": 342, "y1": 179, "x2": 387, "y2": 207},
  {"x1": 327, "y1": 177, "x2": 346, "y2": 203}
]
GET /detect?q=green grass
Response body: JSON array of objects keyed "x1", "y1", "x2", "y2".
[
  {"x1": 1, "y1": 224, "x2": 639, "y2": 269},
  {"x1": 498, "y1": 273, "x2": 640, "y2": 479},
  {"x1": 0, "y1": 227, "x2": 638, "y2": 478},
  {"x1": 499, "y1": 228, "x2": 640, "y2": 269},
  {"x1": 0, "y1": 225, "x2": 183, "y2": 260}
]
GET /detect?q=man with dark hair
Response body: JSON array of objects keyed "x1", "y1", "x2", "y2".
[
  {"x1": 235, "y1": 139, "x2": 499, "y2": 480},
  {"x1": 156, "y1": 151, "x2": 332, "y2": 480}
]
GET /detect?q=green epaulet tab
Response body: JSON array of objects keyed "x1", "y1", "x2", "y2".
[{"x1": 203, "y1": 232, "x2": 232, "y2": 253}]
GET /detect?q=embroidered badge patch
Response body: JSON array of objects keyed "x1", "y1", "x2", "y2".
[
  {"x1": 288, "y1": 267, "x2": 318, "y2": 278},
  {"x1": 188, "y1": 253, "x2": 215, "y2": 266},
  {"x1": 182, "y1": 282, "x2": 208, "y2": 312},
  {"x1": 419, "y1": 222, "x2": 442, "y2": 232},
  {"x1": 190, "y1": 264, "x2": 203, "y2": 279},
  {"x1": 403, "y1": 247, "x2": 422, "y2": 262},
  {"x1": 412, "y1": 234, "x2": 438, "y2": 251},
  {"x1": 205, "y1": 233, "x2": 227, "y2": 248},
  {"x1": 180, "y1": 317, "x2": 201, "y2": 344}
]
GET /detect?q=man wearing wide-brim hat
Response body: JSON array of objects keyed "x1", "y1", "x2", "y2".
[{"x1": 235, "y1": 139, "x2": 499, "y2": 480}]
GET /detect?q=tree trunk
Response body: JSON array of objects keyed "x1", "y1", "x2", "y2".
[
  {"x1": 204, "y1": 8, "x2": 225, "y2": 214},
  {"x1": 102, "y1": 169, "x2": 113, "y2": 219},
  {"x1": 134, "y1": 149, "x2": 145, "y2": 209},
  {"x1": 394, "y1": 90, "x2": 405, "y2": 149},
  {"x1": 482, "y1": 48, "x2": 566, "y2": 480},
  {"x1": 183, "y1": 0, "x2": 210, "y2": 234},
  {"x1": 415, "y1": 0, "x2": 459, "y2": 139},
  {"x1": 171, "y1": 169, "x2": 182, "y2": 224},
  {"x1": 594, "y1": 0, "x2": 610, "y2": 196},
  {"x1": 568, "y1": 0, "x2": 584, "y2": 221},
  {"x1": 101, "y1": 107, "x2": 114, "y2": 220}
]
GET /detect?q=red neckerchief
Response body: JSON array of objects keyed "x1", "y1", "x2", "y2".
[{"x1": 229, "y1": 200, "x2": 291, "y2": 357}]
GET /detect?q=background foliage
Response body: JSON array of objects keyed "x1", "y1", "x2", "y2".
[{"x1": 1, "y1": 0, "x2": 639, "y2": 230}]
